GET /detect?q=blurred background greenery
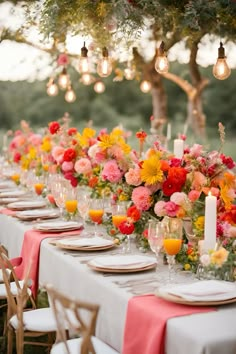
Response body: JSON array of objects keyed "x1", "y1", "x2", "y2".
[{"x1": 0, "y1": 62, "x2": 235, "y2": 158}]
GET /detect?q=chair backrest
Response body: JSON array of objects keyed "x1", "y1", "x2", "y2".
[{"x1": 46, "y1": 285, "x2": 100, "y2": 354}]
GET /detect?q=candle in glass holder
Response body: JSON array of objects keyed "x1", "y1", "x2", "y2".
[
  {"x1": 173, "y1": 139, "x2": 184, "y2": 158},
  {"x1": 204, "y1": 192, "x2": 217, "y2": 251}
]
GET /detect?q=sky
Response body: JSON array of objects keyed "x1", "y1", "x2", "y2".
[{"x1": 0, "y1": 2, "x2": 235, "y2": 82}]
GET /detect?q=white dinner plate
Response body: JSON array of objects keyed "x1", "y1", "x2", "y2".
[
  {"x1": 0, "y1": 181, "x2": 15, "y2": 189},
  {"x1": 88, "y1": 255, "x2": 157, "y2": 273},
  {"x1": 56, "y1": 236, "x2": 115, "y2": 251},
  {"x1": 15, "y1": 209, "x2": 60, "y2": 220},
  {"x1": 0, "y1": 190, "x2": 28, "y2": 198},
  {"x1": 34, "y1": 220, "x2": 83, "y2": 232},
  {"x1": 155, "y1": 280, "x2": 236, "y2": 306},
  {"x1": 7, "y1": 200, "x2": 47, "y2": 210}
]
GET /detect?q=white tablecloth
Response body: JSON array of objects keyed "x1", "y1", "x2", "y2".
[{"x1": 1, "y1": 212, "x2": 236, "y2": 354}]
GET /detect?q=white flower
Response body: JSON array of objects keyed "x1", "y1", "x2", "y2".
[{"x1": 200, "y1": 254, "x2": 211, "y2": 267}]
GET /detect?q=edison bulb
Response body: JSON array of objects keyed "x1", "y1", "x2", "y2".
[
  {"x1": 97, "y1": 47, "x2": 112, "y2": 78},
  {"x1": 65, "y1": 87, "x2": 76, "y2": 103},
  {"x1": 58, "y1": 67, "x2": 70, "y2": 90},
  {"x1": 46, "y1": 79, "x2": 58, "y2": 96},
  {"x1": 80, "y1": 73, "x2": 95, "y2": 85},
  {"x1": 78, "y1": 42, "x2": 89, "y2": 74},
  {"x1": 94, "y1": 81, "x2": 105, "y2": 93},
  {"x1": 140, "y1": 80, "x2": 151, "y2": 93},
  {"x1": 155, "y1": 56, "x2": 169, "y2": 74},
  {"x1": 213, "y1": 58, "x2": 231, "y2": 80},
  {"x1": 124, "y1": 66, "x2": 136, "y2": 80}
]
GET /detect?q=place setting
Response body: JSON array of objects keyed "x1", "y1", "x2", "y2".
[
  {"x1": 6, "y1": 199, "x2": 48, "y2": 210},
  {"x1": 14, "y1": 208, "x2": 60, "y2": 221},
  {"x1": 33, "y1": 219, "x2": 84, "y2": 233}
]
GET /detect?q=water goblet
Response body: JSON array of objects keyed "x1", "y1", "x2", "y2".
[
  {"x1": 65, "y1": 188, "x2": 78, "y2": 220},
  {"x1": 147, "y1": 219, "x2": 164, "y2": 272},
  {"x1": 88, "y1": 199, "x2": 104, "y2": 237},
  {"x1": 162, "y1": 217, "x2": 183, "y2": 283},
  {"x1": 112, "y1": 203, "x2": 127, "y2": 229}
]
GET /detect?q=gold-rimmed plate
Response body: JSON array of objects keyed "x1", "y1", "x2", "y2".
[{"x1": 55, "y1": 236, "x2": 116, "y2": 251}]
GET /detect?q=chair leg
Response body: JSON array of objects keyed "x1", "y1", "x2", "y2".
[{"x1": 7, "y1": 326, "x2": 13, "y2": 354}]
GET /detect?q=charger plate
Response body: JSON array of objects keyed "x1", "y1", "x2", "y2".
[
  {"x1": 15, "y1": 209, "x2": 60, "y2": 221},
  {"x1": 155, "y1": 288, "x2": 236, "y2": 306},
  {"x1": 7, "y1": 200, "x2": 47, "y2": 210},
  {"x1": 88, "y1": 255, "x2": 157, "y2": 273},
  {"x1": 34, "y1": 220, "x2": 83, "y2": 233},
  {"x1": 55, "y1": 237, "x2": 116, "y2": 251}
]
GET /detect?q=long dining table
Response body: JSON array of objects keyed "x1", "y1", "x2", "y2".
[{"x1": 1, "y1": 210, "x2": 236, "y2": 354}]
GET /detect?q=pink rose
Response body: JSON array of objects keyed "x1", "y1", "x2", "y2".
[
  {"x1": 154, "y1": 201, "x2": 167, "y2": 217},
  {"x1": 189, "y1": 144, "x2": 203, "y2": 157},
  {"x1": 170, "y1": 192, "x2": 187, "y2": 206},
  {"x1": 101, "y1": 160, "x2": 122, "y2": 183},
  {"x1": 28, "y1": 134, "x2": 42, "y2": 146},
  {"x1": 165, "y1": 201, "x2": 179, "y2": 217},
  {"x1": 188, "y1": 190, "x2": 201, "y2": 202},
  {"x1": 191, "y1": 171, "x2": 207, "y2": 191},
  {"x1": 74, "y1": 158, "x2": 92, "y2": 174},
  {"x1": 52, "y1": 146, "x2": 65, "y2": 164},
  {"x1": 61, "y1": 161, "x2": 74, "y2": 172},
  {"x1": 125, "y1": 167, "x2": 142, "y2": 186}
]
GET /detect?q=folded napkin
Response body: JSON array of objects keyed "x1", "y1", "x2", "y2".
[
  {"x1": 165, "y1": 280, "x2": 236, "y2": 301},
  {"x1": 36, "y1": 220, "x2": 82, "y2": 230},
  {"x1": 122, "y1": 295, "x2": 216, "y2": 354},
  {"x1": 92, "y1": 255, "x2": 156, "y2": 268},
  {"x1": 15, "y1": 228, "x2": 82, "y2": 298}
]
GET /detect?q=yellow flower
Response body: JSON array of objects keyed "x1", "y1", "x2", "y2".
[
  {"x1": 28, "y1": 147, "x2": 36, "y2": 159},
  {"x1": 118, "y1": 138, "x2": 131, "y2": 154},
  {"x1": 194, "y1": 216, "x2": 205, "y2": 231},
  {"x1": 21, "y1": 156, "x2": 30, "y2": 170},
  {"x1": 184, "y1": 264, "x2": 191, "y2": 271},
  {"x1": 210, "y1": 248, "x2": 229, "y2": 267},
  {"x1": 41, "y1": 138, "x2": 52, "y2": 152},
  {"x1": 220, "y1": 185, "x2": 235, "y2": 210},
  {"x1": 140, "y1": 154, "x2": 163, "y2": 185},
  {"x1": 119, "y1": 193, "x2": 129, "y2": 201},
  {"x1": 77, "y1": 128, "x2": 96, "y2": 148},
  {"x1": 98, "y1": 133, "x2": 116, "y2": 150}
]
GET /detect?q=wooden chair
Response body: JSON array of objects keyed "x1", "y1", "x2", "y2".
[
  {"x1": 0, "y1": 247, "x2": 57, "y2": 354},
  {"x1": 46, "y1": 284, "x2": 119, "y2": 354}
]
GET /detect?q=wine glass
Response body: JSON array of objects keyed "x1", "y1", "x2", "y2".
[
  {"x1": 162, "y1": 217, "x2": 183, "y2": 283},
  {"x1": 65, "y1": 188, "x2": 78, "y2": 220},
  {"x1": 34, "y1": 176, "x2": 45, "y2": 197},
  {"x1": 88, "y1": 199, "x2": 104, "y2": 237},
  {"x1": 77, "y1": 193, "x2": 90, "y2": 229},
  {"x1": 52, "y1": 179, "x2": 68, "y2": 219},
  {"x1": 147, "y1": 219, "x2": 164, "y2": 271},
  {"x1": 112, "y1": 203, "x2": 127, "y2": 229}
]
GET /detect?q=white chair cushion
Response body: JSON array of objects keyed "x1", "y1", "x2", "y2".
[
  {"x1": 0, "y1": 280, "x2": 26, "y2": 298},
  {"x1": 50, "y1": 336, "x2": 119, "y2": 354},
  {"x1": 10, "y1": 307, "x2": 57, "y2": 332}
]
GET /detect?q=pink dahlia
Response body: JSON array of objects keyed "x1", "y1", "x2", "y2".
[
  {"x1": 74, "y1": 158, "x2": 92, "y2": 174},
  {"x1": 51, "y1": 146, "x2": 65, "y2": 164},
  {"x1": 61, "y1": 161, "x2": 74, "y2": 172},
  {"x1": 154, "y1": 201, "x2": 167, "y2": 217},
  {"x1": 101, "y1": 160, "x2": 123, "y2": 183},
  {"x1": 131, "y1": 186, "x2": 152, "y2": 211},
  {"x1": 165, "y1": 201, "x2": 179, "y2": 217}
]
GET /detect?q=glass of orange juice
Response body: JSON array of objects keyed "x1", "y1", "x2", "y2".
[
  {"x1": 88, "y1": 199, "x2": 104, "y2": 237},
  {"x1": 112, "y1": 203, "x2": 127, "y2": 229},
  {"x1": 65, "y1": 188, "x2": 78, "y2": 220},
  {"x1": 162, "y1": 217, "x2": 183, "y2": 283}
]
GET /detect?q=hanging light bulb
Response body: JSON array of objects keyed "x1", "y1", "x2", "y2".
[
  {"x1": 65, "y1": 85, "x2": 76, "y2": 103},
  {"x1": 58, "y1": 67, "x2": 70, "y2": 90},
  {"x1": 94, "y1": 80, "x2": 105, "y2": 93},
  {"x1": 213, "y1": 42, "x2": 231, "y2": 80},
  {"x1": 97, "y1": 47, "x2": 113, "y2": 77},
  {"x1": 140, "y1": 80, "x2": 151, "y2": 93},
  {"x1": 80, "y1": 73, "x2": 95, "y2": 86},
  {"x1": 78, "y1": 42, "x2": 89, "y2": 74},
  {"x1": 124, "y1": 61, "x2": 136, "y2": 80},
  {"x1": 155, "y1": 41, "x2": 169, "y2": 74},
  {"x1": 46, "y1": 78, "x2": 58, "y2": 96}
]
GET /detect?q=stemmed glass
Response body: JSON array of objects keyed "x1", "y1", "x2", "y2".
[
  {"x1": 162, "y1": 217, "x2": 183, "y2": 283},
  {"x1": 147, "y1": 219, "x2": 164, "y2": 272},
  {"x1": 112, "y1": 203, "x2": 127, "y2": 229},
  {"x1": 51, "y1": 178, "x2": 68, "y2": 219},
  {"x1": 34, "y1": 176, "x2": 45, "y2": 197},
  {"x1": 88, "y1": 199, "x2": 104, "y2": 237},
  {"x1": 65, "y1": 188, "x2": 78, "y2": 220},
  {"x1": 77, "y1": 192, "x2": 90, "y2": 230}
]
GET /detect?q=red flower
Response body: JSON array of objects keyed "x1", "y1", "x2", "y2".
[
  {"x1": 13, "y1": 152, "x2": 21, "y2": 163},
  {"x1": 57, "y1": 53, "x2": 69, "y2": 66},
  {"x1": 127, "y1": 205, "x2": 141, "y2": 222},
  {"x1": 67, "y1": 127, "x2": 77, "y2": 136},
  {"x1": 220, "y1": 154, "x2": 235, "y2": 169},
  {"x1": 88, "y1": 176, "x2": 98, "y2": 188},
  {"x1": 63, "y1": 148, "x2": 76, "y2": 162},
  {"x1": 64, "y1": 172, "x2": 78, "y2": 187},
  {"x1": 136, "y1": 130, "x2": 147, "y2": 142},
  {"x1": 142, "y1": 229, "x2": 148, "y2": 239},
  {"x1": 118, "y1": 220, "x2": 135, "y2": 235},
  {"x1": 49, "y1": 121, "x2": 60, "y2": 135},
  {"x1": 162, "y1": 179, "x2": 182, "y2": 196}
]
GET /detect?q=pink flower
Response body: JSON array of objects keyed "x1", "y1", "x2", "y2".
[
  {"x1": 200, "y1": 254, "x2": 211, "y2": 267},
  {"x1": 170, "y1": 158, "x2": 182, "y2": 167},
  {"x1": 74, "y1": 158, "x2": 92, "y2": 174},
  {"x1": 227, "y1": 226, "x2": 236, "y2": 237},
  {"x1": 165, "y1": 201, "x2": 179, "y2": 217},
  {"x1": 170, "y1": 192, "x2": 188, "y2": 207},
  {"x1": 57, "y1": 53, "x2": 69, "y2": 66},
  {"x1": 189, "y1": 144, "x2": 203, "y2": 158},
  {"x1": 51, "y1": 146, "x2": 65, "y2": 164},
  {"x1": 61, "y1": 161, "x2": 74, "y2": 172},
  {"x1": 28, "y1": 134, "x2": 42, "y2": 146},
  {"x1": 101, "y1": 160, "x2": 123, "y2": 183},
  {"x1": 131, "y1": 186, "x2": 152, "y2": 211},
  {"x1": 190, "y1": 171, "x2": 207, "y2": 191},
  {"x1": 188, "y1": 190, "x2": 201, "y2": 202},
  {"x1": 125, "y1": 167, "x2": 142, "y2": 186},
  {"x1": 154, "y1": 201, "x2": 167, "y2": 217}
]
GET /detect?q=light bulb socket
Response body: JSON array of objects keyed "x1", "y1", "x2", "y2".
[
  {"x1": 158, "y1": 41, "x2": 165, "y2": 56},
  {"x1": 218, "y1": 42, "x2": 225, "y2": 59},
  {"x1": 61, "y1": 67, "x2": 67, "y2": 75},
  {"x1": 102, "y1": 47, "x2": 109, "y2": 58},
  {"x1": 81, "y1": 42, "x2": 88, "y2": 57}
]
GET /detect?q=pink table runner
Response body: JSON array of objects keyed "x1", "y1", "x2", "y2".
[
  {"x1": 0, "y1": 208, "x2": 16, "y2": 216},
  {"x1": 122, "y1": 294, "x2": 216, "y2": 354},
  {"x1": 15, "y1": 228, "x2": 82, "y2": 298}
]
